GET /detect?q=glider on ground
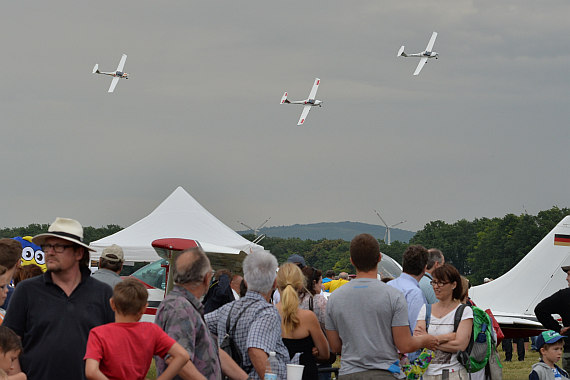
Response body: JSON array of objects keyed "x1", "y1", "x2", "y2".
[
  {"x1": 470, "y1": 215, "x2": 570, "y2": 338},
  {"x1": 280, "y1": 78, "x2": 322, "y2": 126},
  {"x1": 92, "y1": 54, "x2": 129, "y2": 93},
  {"x1": 398, "y1": 32, "x2": 438, "y2": 76}
]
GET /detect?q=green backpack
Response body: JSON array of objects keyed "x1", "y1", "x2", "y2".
[{"x1": 453, "y1": 304, "x2": 493, "y2": 373}]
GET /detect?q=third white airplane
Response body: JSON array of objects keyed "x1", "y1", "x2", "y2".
[
  {"x1": 280, "y1": 78, "x2": 322, "y2": 126},
  {"x1": 92, "y1": 54, "x2": 129, "y2": 93},
  {"x1": 398, "y1": 32, "x2": 438, "y2": 76}
]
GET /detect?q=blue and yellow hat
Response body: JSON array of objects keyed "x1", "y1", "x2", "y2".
[{"x1": 536, "y1": 330, "x2": 566, "y2": 350}]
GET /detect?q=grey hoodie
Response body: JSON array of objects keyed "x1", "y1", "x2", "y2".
[{"x1": 529, "y1": 361, "x2": 569, "y2": 380}]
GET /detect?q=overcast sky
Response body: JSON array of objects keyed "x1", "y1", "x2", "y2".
[{"x1": 1, "y1": 0, "x2": 568, "y2": 233}]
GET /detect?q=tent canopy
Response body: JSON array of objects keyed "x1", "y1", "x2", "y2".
[{"x1": 89, "y1": 187, "x2": 265, "y2": 262}]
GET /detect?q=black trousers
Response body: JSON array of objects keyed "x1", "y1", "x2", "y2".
[{"x1": 502, "y1": 337, "x2": 526, "y2": 361}]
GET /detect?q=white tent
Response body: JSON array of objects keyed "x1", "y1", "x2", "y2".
[
  {"x1": 89, "y1": 187, "x2": 266, "y2": 263},
  {"x1": 470, "y1": 215, "x2": 570, "y2": 317}
]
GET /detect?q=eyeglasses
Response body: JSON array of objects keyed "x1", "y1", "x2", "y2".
[
  {"x1": 41, "y1": 244, "x2": 74, "y2": 253},
  {"x1": 430, "y1": 280, "x2": 450, "y2": 287}
]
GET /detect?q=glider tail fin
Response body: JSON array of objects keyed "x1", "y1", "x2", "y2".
[
  {"x1": 92, "y1": 64, "x2": 100, "y2": 74},
  {"x1": 397, "y1": 46, "x2": 407, "y2": 57},
  {"x1": 280, "y1": 92, "x2": 290, "y2": 104}
]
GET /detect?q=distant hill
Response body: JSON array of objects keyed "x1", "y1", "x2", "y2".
[{"x1": 238, "y1": 221, "x2": 415, "y2": 242}]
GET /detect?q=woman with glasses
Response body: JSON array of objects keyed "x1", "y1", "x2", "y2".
[
  {"x1": 276, "y1": 263, "x2": 330, "y2": 380},
  {"x1": 414, "y1": 264, "x2": 473, "y2": 380}
]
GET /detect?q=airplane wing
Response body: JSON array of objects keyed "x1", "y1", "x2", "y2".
[
  {"x1": 308, "y1": 78, "x2": 320, "y2": 100},
  {"x1": 413, "y1": 58, "x2": 428, "y2": 76},
  {"x1": 297, "y1": 106, "x2": 312, "y2": 126},
  {"x1": 426, "y1": 32, "x2": 438, "y2": 51},
  {"x1": 108, "y1": 77, "x2": 120, "y2": 93},
  {"x1": 116, "y1": 54, "x2": 127, "y2": 72}
]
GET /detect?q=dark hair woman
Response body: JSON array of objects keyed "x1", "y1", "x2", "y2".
[{"x1": 413, "y1": 263, "x2": 473, "y2": 380}]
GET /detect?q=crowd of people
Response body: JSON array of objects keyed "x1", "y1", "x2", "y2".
[{"x1": 0, "y1": 217, "x2": 567, "y2": 379}]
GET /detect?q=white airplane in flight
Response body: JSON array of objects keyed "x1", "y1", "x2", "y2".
[
  {"x1": 280, "y1": 78, "x2": 322, "y2": 126},
  {"x1": 92, "y1": 54, "x2": 129, "y2": 93},
  {"x1": 398, "y1": 32, "x2": 438, "y2": 76}
]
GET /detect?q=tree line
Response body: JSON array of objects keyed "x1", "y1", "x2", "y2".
[
  {"x1": 246, "y1": 206, "x2": 569, "y2": 285},
  {"x1": 0, "y1": 206, "x2": 567, "y2": 285}
]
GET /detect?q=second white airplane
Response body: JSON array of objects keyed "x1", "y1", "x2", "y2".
[
  {"x1": 280, "y1": 78, "x2": 322, "y2": 126},
  {"x1": 398, "y1": 32, "x2": 438, "y2": 76},
  {"x1": 92, "y1": 54, "x2": 129, "y2": 93}
]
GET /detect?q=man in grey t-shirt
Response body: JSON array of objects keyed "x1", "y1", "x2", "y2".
[
  {"x1": 325, "y1": 234, "x2": 438, "y2": 379},
  {"x1": 92, "y1": 244, "x2": 124, "y2": 289}
]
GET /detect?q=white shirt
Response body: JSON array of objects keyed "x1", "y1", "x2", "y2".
[{"x1": 417, "y1": 304, "x2": 473, "y2": 376}]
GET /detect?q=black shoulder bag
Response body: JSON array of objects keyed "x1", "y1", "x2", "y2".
[{"x1": 220, "y1": 299, "x2": 258, "y2": 366}]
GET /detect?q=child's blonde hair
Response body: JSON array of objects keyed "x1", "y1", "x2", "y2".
[
  {"x1": 276, "y1": 263, "x2": 306, "y2": 334},
  {"x1": 112, "y1": 278, "x2": 148, "y2": 316}
]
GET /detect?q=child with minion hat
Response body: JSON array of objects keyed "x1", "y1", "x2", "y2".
[{"x1": 530, "y1": 330, "x2": 570, "y2": 380}]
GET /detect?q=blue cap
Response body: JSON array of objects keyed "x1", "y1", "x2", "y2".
[
  {"x1": 286, "y1": 254, "x2": 306, "y2": 268},
  {"x1": 536, "y1": 330, "x2": 566, "y2": 350}
]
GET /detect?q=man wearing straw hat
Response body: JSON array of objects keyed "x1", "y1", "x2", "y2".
[{"x1": 4, "y1": 217, "x2": 115, "y2": 380}]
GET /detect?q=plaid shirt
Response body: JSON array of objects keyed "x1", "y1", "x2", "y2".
[
  {"x1": 205, "y1": 291, "x2": 289, "y2": 380},
  {"x1": 155, "y1": 285, "x2": 222, "y2": 380}
]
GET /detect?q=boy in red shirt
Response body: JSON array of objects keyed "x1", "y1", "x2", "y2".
[{"x1": 84, "y1": 278, "x2": 189, "y2": 380}]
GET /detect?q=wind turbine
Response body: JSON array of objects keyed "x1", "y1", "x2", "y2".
[
  {"x1": 237, "y1": 217, "x2": 271, "y2": 237},
  {"x1": 373, "y1": 210, "x2": 406, "y2": 245}
]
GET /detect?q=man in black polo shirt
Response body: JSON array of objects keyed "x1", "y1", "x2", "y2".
[
  {"x1": 4, "y1": 217, "x2": 114, "y2": 380},
  {"x1": 535, "y1": 264, "x2": 570, "y2": 372}
]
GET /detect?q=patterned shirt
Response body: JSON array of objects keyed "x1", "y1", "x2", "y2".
[
  {"x1": 154, "y1": 285, "x2": 222, "y2": 380},
  {"x1": 299, "y1": 292, "x2": 327, "y2": 330},
  {"x1": 205, "y1": 291, "x2": 289, "y2": 380}
]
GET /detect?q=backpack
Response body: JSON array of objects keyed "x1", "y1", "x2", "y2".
[
  {"x1": 220, "y1": 300, "x2": 253, "y2": 366},
  {"x1": 454, "y1": 304, "x2": 503, "y2": 379}
]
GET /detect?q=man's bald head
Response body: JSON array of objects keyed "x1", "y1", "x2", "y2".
[{"x1": 173, "y1": 248, "x2": 211, "y2": 285}]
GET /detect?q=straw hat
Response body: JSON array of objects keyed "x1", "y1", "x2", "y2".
[{"x1": 32, "y1": 217, "x2": 95, "y2": 252}]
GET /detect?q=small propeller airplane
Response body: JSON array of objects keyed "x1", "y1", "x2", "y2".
[
  {"x1": 280, "y1": 78, "x2": 322, "y2": 126},
  {"x1": 398, "y1": 32, "x2": 438, "y2": 76},
  {"x1": 92, "y1": 54, "x2": 129, "y2": 93}
]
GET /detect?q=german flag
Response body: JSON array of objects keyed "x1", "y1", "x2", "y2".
[{"x1": 554, "y1": 234, "x2": 570, "y2": 246}]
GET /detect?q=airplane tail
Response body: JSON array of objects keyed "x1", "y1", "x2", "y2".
[
  {"x1": 280, "y1": 92, "x2": 290, "y2": 104},
  {"x1": 470, "y1": 215, "x2": 570, "y2": 316},
  {"x1": 397, "y1": 46, "x2": 407, "y2": 57},
  {"x1": 92, "y1": 64, "x2": 100, "y2": 74}
]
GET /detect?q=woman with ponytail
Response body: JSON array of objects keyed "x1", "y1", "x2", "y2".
[{"x1": 276, "y1": 263, "x2": 329, "y2": 380}]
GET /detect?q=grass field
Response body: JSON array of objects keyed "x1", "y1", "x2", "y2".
[
  {"x1": 145, "y1": 345, "x2": 541, "y2": 379},
  {"x1": 498, "y1": 344, "x2": 539, "y2": 380}
]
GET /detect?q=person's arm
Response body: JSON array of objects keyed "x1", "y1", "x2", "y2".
[
  {"x1": 7, "y1": 373, "x2": 26, "y2": 380},
  {"x1": 529, "y1": 369, "x2": 539, "y2": 380},
  {"x1": 248, "y1": 347, "x2": 268, "y2": 379},
  {"x1": 437, "y1": 318, "x2": 473, "y2": 352},
  {"x1": 306, "y1": 312, "x2": 329, "y2": 360},
  {"x1": 218, "y1": 349, "x2": 249, "y2": 380},
  {"x1": 414, "y1": 319, "x2": 451, "y2": 344},
  {"x1": 171, "y1": 359, "x2": 207, "y2": 380},
  {"x1": 325, "y1": 330, "x2": 342, "y2": 354},
  {"x1": 413, "y1": 319, "x2": 427, "y2": 336},
  {"x1": 157, "y1": 342, "x2": 190, "y2": 380},
  {"x1": 392, "y1": 325, "x2": 438, "y2": 353},
  {"x1": 535, "y1": 291, "x2": 566, "y2": 332},
  {"x1": 85, "y1": 359, "x2": 110, "y2": 380}
]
